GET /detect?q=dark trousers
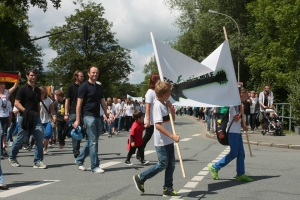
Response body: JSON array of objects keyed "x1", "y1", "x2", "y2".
[
  {"x1": 57, "y1": 120, "x2": 67, "y2": 145},
  {"x1": 250, "y1": 113, "x2": 256, "y2": 130},
  {"x1": 136, "y1": 125, "x2": 154, "y2": 159},
  {"x1": 125, "y1": 116, "x2": 132, "y2": 131},
  {"x1": 126, "y1": 145, "x2": 144, "y2": 162},
  {"x1": 114, "y1": 118, "x2": 119, "y2": 129}
]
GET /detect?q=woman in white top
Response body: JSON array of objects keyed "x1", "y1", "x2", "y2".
[
  {"x1": 136, "y1": 73, "x2": 160, "y2": 161},
  {"x1": 123, "y1": 98, "x2": 134, "y2": 132},
  {"x1": 39, "y1": 87, "x2": 54, "y2": 155}
]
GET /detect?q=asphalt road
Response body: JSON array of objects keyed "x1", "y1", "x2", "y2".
[{"x1": 1, "y1": 116, "x2": 299, "y2": 200}]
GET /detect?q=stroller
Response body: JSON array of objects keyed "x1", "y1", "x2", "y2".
[{"x1": 263, "y1": 108, "x2": 283, "y2": 136}]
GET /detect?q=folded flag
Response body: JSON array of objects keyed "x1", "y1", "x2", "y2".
[{"x1": 0, "y1": 71, "x2": 20, "y2": 83}]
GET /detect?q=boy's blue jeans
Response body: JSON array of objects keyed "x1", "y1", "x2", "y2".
[
  {"x1": 139, "y1": 143, "x2": 175, "y2": 189},
  {"x1": 213, "y1": 132, "x2": 245, "y2": 176}
]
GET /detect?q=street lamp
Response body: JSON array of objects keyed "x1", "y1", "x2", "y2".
[{"x1": 208, "y1": 9, "x2": 241, "y2": 83}]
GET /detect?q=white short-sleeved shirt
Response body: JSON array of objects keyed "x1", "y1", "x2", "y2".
[
  {"x1": 153, "y1": 100, "x2": 174, "y2": 146},
  {"x1": 0, "y1": 99, "x2": 12, "y2": 117},
  {"x1": 40, "y1": 97, "x2": 53, "y2": 123},
  {"x1": 144, "y1": 89, "x2": 156, "y2": 125},
  {"x1": 227, "y1": 106, "x2": 241, "y2": 134},
  {"x1": 140, "y1": 103, "x2": 146, "y2": 113},
  {"x1": 114, "y1": 103, "x2": 121, "y2": 118},
  {"x1": 124, "y1": 104, "x2": 133, "y2": 116},
  {"x1": 108, "y1": 104, "x2": 115, "y2": 116},
  {"x1": 13, "y1": 106, "x2": 19, "y2": 122},
  {"x1": 135, "y1": 104, "x2": 141, "y2": 111}
]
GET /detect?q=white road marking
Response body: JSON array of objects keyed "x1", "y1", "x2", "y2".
[
  {"x1": 144, "y1": 150, "x2": 156, "y2": 155},
  {"x1": 177, "y1": 189, "x2": 192, "y2": 196},
  {"x1": 202, "y1": 167, "x2": 208, "y2": 171},
  {"x1": 181, "y1": 138, "x2": 192, "y2": 142},
  {"x1": 192, "y1": 134, "x2": 201, "y2": 136},
  {"x1": 0, "y1": 180, "x2": 60, "y2": 198},
  {"x1": 191, "y1": 176, "x2": 204, "y2": 181},
  {"x1": 184, "y1": 182, "x2": 199, "y2": 188},
  {"x1": 100, "y1": 161, "x2": 121, "y2": 169},
  {"x1": 212, "y1": 159, "x2": 220, "y2": 162},
  {"x1": 198, "y1": 171, "x2": 209, "y2": 175}
]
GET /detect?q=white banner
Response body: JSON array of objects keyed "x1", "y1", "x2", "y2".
[
  {"x1": 151, "y1": 33, "x2": 240, "y2": 107},
  {"x1": 127, "y1": 94, "x2": 143, "y2": 102}
]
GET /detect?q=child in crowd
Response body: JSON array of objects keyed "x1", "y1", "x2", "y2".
[
  {"x1": 133, "y1": 81, "x2": 181, "y2": 198},
  {"x1": 53, "y1": 90, "x2": 67, "y2": 149},
  {"x1": 124, "y1": 111, "x2": 149, "y2": 166}
]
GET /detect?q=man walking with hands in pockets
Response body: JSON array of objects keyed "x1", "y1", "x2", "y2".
[{"x1": 73, "y1": 66, "x2": 109, "y2": 173}]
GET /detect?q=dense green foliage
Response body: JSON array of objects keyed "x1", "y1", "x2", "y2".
[{"x1": 0, "y1": 2, "x2": 44, "y2": 85}]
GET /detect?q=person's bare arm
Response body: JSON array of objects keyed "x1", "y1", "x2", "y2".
[
  {"x1": 73, "y1": 98, "x2": 83, "y2": 128},
  {"x1": 64, "y1": 98, "x2": 70, "y2": 121},
  {"x1": 14, "y1": 99, "x2": 25, "y2": 113},
  {"x1": 145, "y1": 103, "x2": 150, "y2": 127}
]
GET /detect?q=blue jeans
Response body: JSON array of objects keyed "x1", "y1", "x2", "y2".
[
  {"x1": 118, "y1": 116, "x2": 123, "y2": 131},
  {"x1": 213, "y1": 132, "x2": 245, "y2": 176},
  {"x1": 7, "y1": 122, "x2": 16, "y2": 143},
  {"x1": 106, "y1": 120, "x2": 115, "y2": 135},
  {"x1": 139, "y1": 143, "x2": 175, "y2": 189},
  {"x1": 69, "y1": 114, "x2": 81, "y2": 154},
  {"x1": 9, "y1": 115, "x2": 44, "y2": 165},
  {"x1": 0, "y1": 146, "x2": 3, "y2": 184},
  {"x1": 205, "y1": 114, "x2": 211, "y2": 131},
  {"x1": 76, "y1": 116, "x2": 103, "y2": 171}
]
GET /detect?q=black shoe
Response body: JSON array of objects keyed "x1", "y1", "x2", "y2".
[
  {"x1": 124, "y1": 160, "x2": 133, "y2": 166},
  {"x1": 2, "y1": 149, "x2": 8, "y2": 157},
  {"x1": 163, "y1": 188, "x2": 182, "y2": 198},
  {"x1": 141, "y1": 160, "x2": 149, "y2": 166},
  {"x1": 133, "y1": 175, "x2": 144, "y2": 193},
  {"x1": 74, "y1": 150, "x2": 80, "y2": 158},
  {"x1": 27, "y1": 145, "x2": 32, "y2": 151},
  {"x1": 0, "y1": 185, "x2": 9, "y2": 190},
  {"x1": 261, "y1": 131, "x2": 266, "y2": 135}
]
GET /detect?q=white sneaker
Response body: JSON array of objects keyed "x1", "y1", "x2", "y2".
[
  {"x1": 92, "y1": 167, "x2": 105, "y2": 174},
  {"x1": 33, "y1": 161, "x2": 47, "y2": 169},
  {"x1": 9, "y1": 142, "x2": 13, "y2": 147},
  {"x1": 78, "y1": 166, "x2": 86, "y2": 171}
]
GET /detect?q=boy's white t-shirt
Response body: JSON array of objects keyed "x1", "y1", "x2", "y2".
[
  {"x1": 124, "y1": 104, "x2": 133, "y2": 116},
  {"x1": 114, "y1": 103, "x2": 121, "y2": 118},
  {"x1": 153, "y1": 100, "x2": 174, "y2": 146},
  {"x1": 40, "y1": 97, "x2": 53, "y2": 123},
  {"x1": 144, "y1": 89, "x2": 156, "y2": 125},
  {"x1": 0, "y1": 99, "x2": 12, "y2": 117},
  {"x1": 227, "y1": 106, "x2": 242, "y2": 133}
]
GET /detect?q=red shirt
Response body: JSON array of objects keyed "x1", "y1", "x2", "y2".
[{"x1": 126, "y1": 121, "x2": 144, "y2": 151}]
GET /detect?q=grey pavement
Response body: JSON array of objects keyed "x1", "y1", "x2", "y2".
[{"x1": 185, "y1": 115, "x2": 300, "y2": 150}]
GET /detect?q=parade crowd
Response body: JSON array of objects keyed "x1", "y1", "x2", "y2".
[{"x1": 0, "y1": 68, "x2": 274, "y2": 198}]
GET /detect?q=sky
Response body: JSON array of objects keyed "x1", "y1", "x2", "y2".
[{"x1": 28, "y1": 0, "x2": 180, "y2": 84}]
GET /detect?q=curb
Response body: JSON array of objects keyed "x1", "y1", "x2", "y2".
[{"x1": 183, "y1": 115, "x2": 300, "y2": 150}]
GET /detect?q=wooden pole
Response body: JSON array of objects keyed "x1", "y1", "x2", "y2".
[
  {"x1": 223, "y1": 26, "x2": 228, "y2": 40},
  {"x1": 244, "y1": 131, "x2": 253, "y2": 157},
  {"x1": 168, "y1": 107, "x2": 186, "y2": 178}
]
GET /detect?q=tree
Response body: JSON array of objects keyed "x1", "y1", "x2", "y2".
[
  {"x1": 244, "y1": 0, "x2": 300, "y2": 101},
  {"x1": 47, "y1": 0, "x2": 134, "y2": 90},
  {"x1": 1, "y1": 0, "x2": 61, "y2": 11},
  {"x1": 0, "y1": 3, "x2": 44, "y2": 78}
]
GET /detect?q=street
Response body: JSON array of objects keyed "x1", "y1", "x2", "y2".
[{"x1": 1, "y1": 116, "x2": 299, "y2": 200}]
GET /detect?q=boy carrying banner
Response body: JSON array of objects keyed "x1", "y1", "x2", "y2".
[{"x1": 133, "y1": 81, "x2": 181, "y2": 198}]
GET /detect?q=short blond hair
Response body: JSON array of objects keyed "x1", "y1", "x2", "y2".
[
  {"x1": 55, "y1": 90, "x2": 64, "y2": 97},
  {"x1": 155, "y1": 81, "x2": 172, "y2": 98}
]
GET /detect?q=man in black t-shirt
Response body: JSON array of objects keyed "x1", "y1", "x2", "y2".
[
  {"x1": 64, "y1": 70, "x2": 84, "y2": 158},
  {"x1": 9, "y1": 69, "x2": 47, "y2": 169},
  {"x1": 74, "y1": 66, "x2": 109, "y2": 174}
]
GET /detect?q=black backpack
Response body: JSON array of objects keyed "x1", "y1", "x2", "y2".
[{"x1": 216, "y1": 110, "x2": 234, "y2": 146}]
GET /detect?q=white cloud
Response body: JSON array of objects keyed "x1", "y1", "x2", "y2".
[{"x1": 28, "y1": 0, "x2": 180, "y2": 84}]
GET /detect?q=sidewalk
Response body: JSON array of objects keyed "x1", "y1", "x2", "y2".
[{"x1": 185, "y1": 115, "x2": 300, "y2": 150}]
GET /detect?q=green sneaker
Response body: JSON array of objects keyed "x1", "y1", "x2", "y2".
[
  {"x1": 163, "y1": 188, "x2": 182, "y2": 198},
  {"x1": 236, "y1": 174, "x2": 253, "y2": 182},
  {"x1": 133, "y1": 175, "x2": 145, "y2": 193},
  {"x1": 208, "y1": 163, "x2": 219, "y2": 180}
]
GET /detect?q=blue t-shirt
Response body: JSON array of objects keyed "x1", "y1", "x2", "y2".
[{"x1": 78, "y1": 81, "x2": 104, "y2": 118}]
